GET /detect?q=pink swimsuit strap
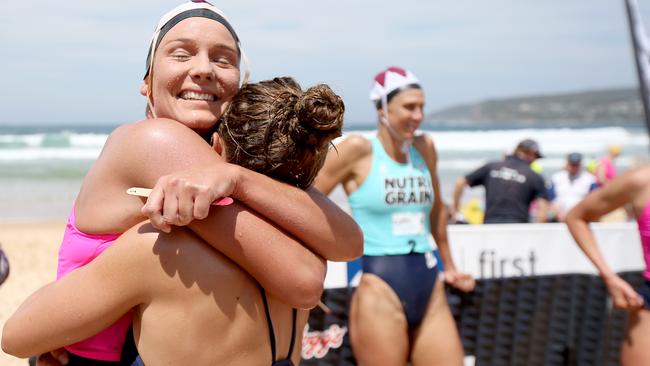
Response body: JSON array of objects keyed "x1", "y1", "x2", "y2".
[
  {"x1": 637, "y1": 199, "x2": 650, "y2": 281},
  {"x1": 57, "y1": 208, "x2": 127, "y2": 361}
]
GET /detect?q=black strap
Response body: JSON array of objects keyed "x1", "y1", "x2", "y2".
[
  {"x1": 259, "y1": 285, "x2": 277, "y2": 361},
  {"x1": 286, "y1": 308, "x2": 298, "y2": 359},
  {"x1": 259, "y1": 285, "x2": 298, "y2": 365}
]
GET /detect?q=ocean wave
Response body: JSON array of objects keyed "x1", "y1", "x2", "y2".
[
  {"x1": 0, "y1": 126, "x2": 647, "y2": 163},
  {"x1": 337, "y1": 126, "x2": 649, "y2": 155},
  {"x1": 0, "y1": 147, "x2": 102, "y2": 161},
  {"x1": 0, "y1": 132, "x2": 108, "y2": 149}
]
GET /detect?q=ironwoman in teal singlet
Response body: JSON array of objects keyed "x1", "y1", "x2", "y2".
[{"x1": 315, "y1": 67, "x2": 475, "y2": 366}]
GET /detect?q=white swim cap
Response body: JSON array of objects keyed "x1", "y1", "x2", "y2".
[
  {"x1": 369, "y1": 66, "x2": 421, "y2": 108},
  {"x1": 144, "y1": 0, "x2": 249, "y2": 85}
]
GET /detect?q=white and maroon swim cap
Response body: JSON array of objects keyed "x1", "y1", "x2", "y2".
[
  {"x1": 144, "y1": 0, "x2": 249, "y2": 84},
  {"x1": 369, "y1": 66, "x2": 421, "y2": 108}
]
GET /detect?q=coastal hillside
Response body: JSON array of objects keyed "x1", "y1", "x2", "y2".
[{"x1": 427, "y1": 87, "x2": 644, "y2": 126}]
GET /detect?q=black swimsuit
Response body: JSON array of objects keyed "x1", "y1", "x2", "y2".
[{"x1": 259, "y1": 286, "x2": 298, "y2": 366}]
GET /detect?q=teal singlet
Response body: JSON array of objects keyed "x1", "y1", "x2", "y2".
[{"x1": 349, "y1": 136, "x2": 436, "y2": 256}]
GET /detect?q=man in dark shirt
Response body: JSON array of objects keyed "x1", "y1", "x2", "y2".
[{"x1": 451, "y1": 139, "x2": 550, "y2": 224}]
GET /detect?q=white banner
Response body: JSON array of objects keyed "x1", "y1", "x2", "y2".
[{"x1": 324, "y1": 222, "x2": 644, "y2": 288}]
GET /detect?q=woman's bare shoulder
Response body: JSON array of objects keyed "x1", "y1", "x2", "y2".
[
  {"x1": 413, "y1": 133, "x2": 435, "y2": 150},
  {"x1": 625, "y1": 164, "x2": 650, "y2": 192},
  {"x1": 100, "y1": 118, "x2": 215, "y2": 175},
  {"x1": 337, "y1": 134, "x2": 372, "y2": 157},
  {"x1": 413, "y1": 133, "x2": 438, "y2": 164},
  {"x1": 107, "y1": 118, "x2": 200, "y2": 148}
]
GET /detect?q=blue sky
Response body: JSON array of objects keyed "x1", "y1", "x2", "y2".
[{"x1": 2, "y1": 1, "x2": 649, "y2": 126}]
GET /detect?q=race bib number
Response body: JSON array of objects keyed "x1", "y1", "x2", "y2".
[{"x1": 392, "y1": 212, "x2": 425, "y2": 236}]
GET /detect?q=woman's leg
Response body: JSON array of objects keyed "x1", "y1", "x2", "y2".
[
  {"x1": 349, "y1": 273, "x2": 410, "y2": 366},
  {"x1": 410, "y1": 279, "x2": 464, "y2": 366},
  {"x1": 621, "y1": 309, "x2": 650, "y2": 365}
]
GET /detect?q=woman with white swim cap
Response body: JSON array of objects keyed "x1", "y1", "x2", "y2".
[
  {"x1": 315, "y1": 66, "x2": 474, "y2": 365},
  {"x1": 1, "y1": 2, "x2": 362, "y2": 364},
  {"x1": 4, "y1": 75, "x2": 349, "y2": 366}
]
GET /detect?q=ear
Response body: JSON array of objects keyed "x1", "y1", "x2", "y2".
[
  {"x1": 140, "y1": 81, "x2": 150, "y2": 97},
  {"x1": 211, "y1": 132, "x2": 224, "y2": 156},
  {"x1": 378, "y1": 108, "x2": 388, "y2": 124}
]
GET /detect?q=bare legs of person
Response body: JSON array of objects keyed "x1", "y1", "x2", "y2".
[
  {"x1": 621, "y1": 309, "x2": 650, "y2": 365},
  {"x1": 349, "y1": 274, "x2": 464, "y2": 366},
  {"x1": 411, "y1": 280, "x2": 464, "y2": 365}
]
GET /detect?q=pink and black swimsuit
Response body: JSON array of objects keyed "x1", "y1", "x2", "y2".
[
  {"x1": 57, "y1": 209, "x2": 133, "y2": 363},
  {"x1": 637, "y1": 199, "x2": 650, "y2": 308}
]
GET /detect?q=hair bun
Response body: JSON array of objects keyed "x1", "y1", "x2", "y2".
[{"x1": 292, "y1": 84, "x2": 344, "y2": 147}]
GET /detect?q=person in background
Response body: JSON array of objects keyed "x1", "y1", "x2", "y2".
[
  {"x1": 452, "y1": 138, "x2": 549, "y2": 224},
  {"x1": 0, "y1": 244, "x2": 8, "y2": 287},
  {"x1": 315, "y1": 66, "x2": 474, "y2": 366},
  {"x1": 548, "y1": 152, "x2": 598, "y2": 222},
  {"x1": 566, "y1": 164, "x2": 650, "y2": 365},
  {"x1": 596, "y1": 144, "x2": 622, "y2": 186}
]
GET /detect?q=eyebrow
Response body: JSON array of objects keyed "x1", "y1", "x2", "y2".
[{"x1": 163, "y1": 38, "x2": 238, "y2": 53}]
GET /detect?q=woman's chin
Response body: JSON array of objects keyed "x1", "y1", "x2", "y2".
[{"x1": 176, "y1": 114, "x2": 220, "y2": 132}]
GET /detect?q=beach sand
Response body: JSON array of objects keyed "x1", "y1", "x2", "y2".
[{"x1": 0, "y1": 220, "x2": 65, "y2": 366}]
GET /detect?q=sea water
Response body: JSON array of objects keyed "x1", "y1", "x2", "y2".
[{"x1": 1, "y1": 123, "x2": 648, "y2": 220}]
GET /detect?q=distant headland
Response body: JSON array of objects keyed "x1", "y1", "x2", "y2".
[{"x1": 426, "y1": 87, "x2": 645, "y2": 127}]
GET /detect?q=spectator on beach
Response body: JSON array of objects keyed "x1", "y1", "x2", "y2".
[
  {"x1": 0, "y1": 244, "x2": 9, "y2": 287},
  {"x1": 566, "y1": 164, "x2": 650, "y2": 365},
  {"x1": 548, "y1": 152, "x2": 598, "y2": 222},
  {"x1": 314, "y1": 66, "x2": 474, "y2": 366},
  {"x1": 596, "y1": 144, "x2": 622, "y2": 186},
  {"x1": 2, "y1": 77, "x2": 349, "y2": 365},
  {"x1": 2, "y1": 2, "x2": 362, "y2": 365},
  {"x1": 452, "y1": 138, "x2": 550, "y2": 224}
]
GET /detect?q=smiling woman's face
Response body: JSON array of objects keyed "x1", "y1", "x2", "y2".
[
  {"x1": 142, "y1": 17, "x2": 241, "y2": 134},
  {"x1": 383, "y1": 88, "x2": 425, "y2": 140}
]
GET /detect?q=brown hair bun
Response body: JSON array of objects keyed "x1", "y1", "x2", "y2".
[
  {"x1": 218, "y1": 77, "x2": 344, "y2": 189},
  {"x1": 293, "y1": 84, "x2": 344, "y2": 148}
]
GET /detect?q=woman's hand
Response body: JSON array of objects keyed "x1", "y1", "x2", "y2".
[
  {"x1": 34, "y1": 349, "x2": 69, "y2": 366},
  {"x1": 604, "y1": 274, "x2": 643, "y2": 310},
  {"x1": 443, "y1": 269, "x2": 476, "y2": 293},
  {"x1": 142, "y1": 162, "x2": 241, "y2": 232}
]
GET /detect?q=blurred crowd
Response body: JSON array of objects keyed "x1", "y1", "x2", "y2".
[{"x1": 451, "y1": 140, "x2": 629, "y2": 224}]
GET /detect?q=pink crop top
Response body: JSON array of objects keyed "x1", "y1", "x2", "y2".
[
  {"x1": 637, "y1": 199, "x2": 650, "y2": 281},
  {"x1": 57, "y1": 209, "x2": 133, "y2": 362}
]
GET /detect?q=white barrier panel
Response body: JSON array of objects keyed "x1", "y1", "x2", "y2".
[
  {"x1": 323, "y1": 261, "x2": 349, "y2": 289},
  {"x1": 323, "y1": 222, "x2": 644, "y2": 288},
  {"x1": 449, "y1": 222, "x2": 643, "y2": 278}
]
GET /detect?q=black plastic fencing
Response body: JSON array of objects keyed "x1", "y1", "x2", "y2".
[{"x1": 302, "y1": 272, "x2": 645, "y2": 366}]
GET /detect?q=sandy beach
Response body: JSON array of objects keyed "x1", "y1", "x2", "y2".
[{"x1": 0, "y1": 220, "x2": 66, "y2": 366}]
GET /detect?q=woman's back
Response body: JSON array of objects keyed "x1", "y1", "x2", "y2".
[{"x1": 126, "y1": 224, "x2": 308, "y2": 365}]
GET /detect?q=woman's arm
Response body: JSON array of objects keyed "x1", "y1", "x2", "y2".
[
  {"x1": 138, "y1": 122, "x2": 363, "y2": 262},
  {"x1": 415, "y1": 136, "x2": 475, "y2": 292},
  {"x1": 450, "y1": 177, "x2": 468, "y2": 223},
  {"x1": 1, "y1": 228, "x2": 152, "y2": 358},
  {"x1": 565, "y1": 168, "x2": 645, "y2": 309},
  {"x1": 313, "y1": 135, "x2": 371, "y2": 195},
  {"x1": 80, "y1": 119, "x2": 326, "y2": 308}
]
